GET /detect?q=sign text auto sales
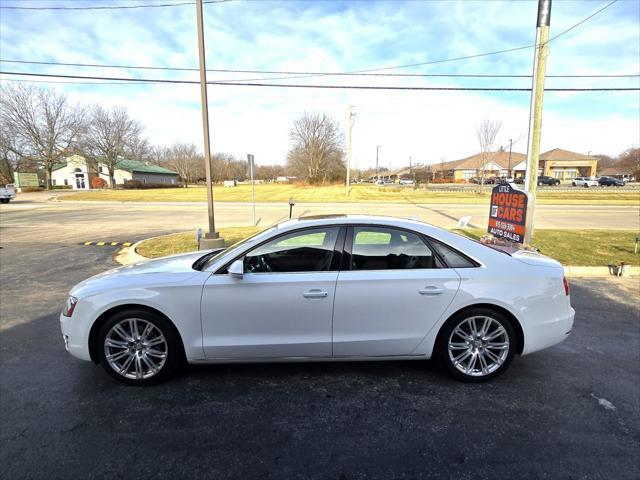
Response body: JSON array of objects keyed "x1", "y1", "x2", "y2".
[{"x1": 487, "y1": 183, "x2": 529, "y2": 244}]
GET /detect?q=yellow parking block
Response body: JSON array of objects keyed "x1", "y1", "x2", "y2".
[
  {"x1": 96, "y1": 242, "x2": 106, "y2": 246},
  {"x1": 122, "y1": 242, "x2": 132, "y2": 247},
  {"x1": 84, "y1": 241, "x2": 92, "y2": 246}
]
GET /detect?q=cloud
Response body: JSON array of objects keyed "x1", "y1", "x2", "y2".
[{"x1": 1, "y1": 0, "x2": 638, "y2": 167}]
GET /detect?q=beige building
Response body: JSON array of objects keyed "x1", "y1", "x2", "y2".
[{"x1": 432, "y1": 148, "x2": 597, "y2": 183}]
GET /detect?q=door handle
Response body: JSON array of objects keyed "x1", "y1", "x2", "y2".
[
  {"x1": 419, "y1": 286, "x2": 444, "y2": 295},
  {"x1": 303, "y1": 289, "x2": 329, "y2": 298}
]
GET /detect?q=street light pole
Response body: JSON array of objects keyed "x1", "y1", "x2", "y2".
[
  {"x1": 375, "y1": 145, "x2": 381, "y2": 180},
  {"x1": 346, "y1": 105, "x2": 354, "y2": 196},
  {"x1": 195, "y1": 0, "x2": 223, "y2": 248},
  {"x1": 523, "y1": 0, "x2": 552, "y2": 245}
]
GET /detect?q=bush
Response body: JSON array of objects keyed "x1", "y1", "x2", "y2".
[
  {"x1": 91, "y1": 177, "x2": 107, "y2": 189},
  {"x1": 121, "y1": 180, "x2": 180, "y2": 189},
  {"x1": 19, "y1": 187, "x2": 43, "y2": 192},
  {"x1": 52, "y1": 185, "x2": 72, "y2": 190}
]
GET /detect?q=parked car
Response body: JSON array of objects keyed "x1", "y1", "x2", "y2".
[
  {"x1": 572, "y1": 177, "x2": 599, "y2": 188},
  {"x1": 0, "y1": 184, "x2": 16, "y2": 204},
  {"x1": 61, "y1": 215, "x2": 574, "y2": 385},
  {"x1": 514, "y1": 177, "x2": 525, "y2": 184},
  {"x1": 399, "y1": 178, "x2": 415, "y2": 185},
  {"x1": 536, "y1": 175, "x2": 560, "y2": 186},
  {"x1": 598, "y1": 176, "x2": 625, "y2": 187}
]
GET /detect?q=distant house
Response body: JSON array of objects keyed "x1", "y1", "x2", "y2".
[
  {"x1": 432, "y1": 148, "x2": 598, "y2": 182},
  {"x1": 598, "y1": 166, "x2": 635, "y2": 182},
  {"x1": 51, "y1": 155, "x2": 178, "y2": 189}
]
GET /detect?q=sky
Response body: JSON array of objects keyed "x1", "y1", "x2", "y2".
[{"x1": 0, "y1": 0, "x2": 638, "y2": 170}]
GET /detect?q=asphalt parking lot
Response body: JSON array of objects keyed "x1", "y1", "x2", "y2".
[{"x1": 1, "y1": 204, "x2": 639, "y2": 479}]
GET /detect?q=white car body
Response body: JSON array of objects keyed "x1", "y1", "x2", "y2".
[
  {"x1": 572, "y1": 177, "x2": 599, "y2": 187},
  {"x1": 61, "y1": 216, "x2": 574, "y2": 373},
  {"x1": 0, "y1": 184, "x2": 17, "y2": 203}
]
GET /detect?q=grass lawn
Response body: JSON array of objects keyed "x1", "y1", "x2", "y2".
[
  {"x1": 61, "y1": 184, "x2": 639, "y2": 205},
  {"x1": 453, "y1": 228, "x2": 639, "y2": 266},
  {"x1": 137, "y1": 226, "x2": 640, "y2": 266}
]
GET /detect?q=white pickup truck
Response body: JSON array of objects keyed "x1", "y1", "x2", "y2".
[{"x1": 0, "y1": 184, "x2": 17, "y2": 203}]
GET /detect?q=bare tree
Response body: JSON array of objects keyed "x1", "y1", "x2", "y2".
[
  {"x1": 0, "y1": 83, "x2": 85, "y2": 189},
  {"x1": 80, "y1": 105, "x2": 144, "y2": 188},
  {"x1": 286, "y1": 112, "x2": 345, "y2": 184},
  {"x1": 160, "y1": 143, "x2": 203, "y2": 186},
  {"x1": 475, "y1": 119, "x2": 502, "y2": 186}
]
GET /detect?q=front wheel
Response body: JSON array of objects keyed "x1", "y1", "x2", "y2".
[
  {"x1": 436, "y1": 308, "x2": 516, "y2": 382},
  {"x1": 583, "y1": 183, "x2": 589, "y2": 188},
  {"x1": 97, "y1": 309, "x2": 182, "y2": 386},
  {"x1": 0, "y1": 199, "x2": 9, "y2": 204}
]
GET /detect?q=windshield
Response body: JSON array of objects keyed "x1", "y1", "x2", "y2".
[{"x1": 194, "y1": 226, "x2": 277, "y2": 271}]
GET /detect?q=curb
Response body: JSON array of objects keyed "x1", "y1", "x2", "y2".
[
  {"x1": 563, "y1": 265, "x2": 639, "y2": 277},
  {"x1": 113, "y1": 239, "x2": 149, "y2": 265}
]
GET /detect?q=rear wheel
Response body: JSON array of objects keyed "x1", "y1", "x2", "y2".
[
  {"x1": 97, "y1": 309, "x2": 182, "y2": 386},
  {"x1": 436, "y1": 308, "x2": 516, "y2": 382}
]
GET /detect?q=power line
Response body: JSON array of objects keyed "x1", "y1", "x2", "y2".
[
  {"x1": 0, "y1": 0, "x2": 622, "y2": 81},
  {"x1": 1, "y1": 59, "x2": 637, "y2": 79},
  {"x1": 0, "y1": 0, "x2": 234, "y2": 10},
  {"x1": 2, "y1": 71, "x2": 638, "y2": 91}
]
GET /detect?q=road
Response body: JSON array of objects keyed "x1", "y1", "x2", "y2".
[
  {"x1": 1, "y1": 193, "x2": 638, "y2": 245},
  {"x1": 1, "y1": 240, "x2": 639, "y2": 479},
  {"x1": 0, "y1": 193, "x2": 638, "y2": 479}
]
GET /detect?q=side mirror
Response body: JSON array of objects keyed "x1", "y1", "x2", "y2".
[{"x1": 228, "y1": 259, "x2": 244, "y2": 278}]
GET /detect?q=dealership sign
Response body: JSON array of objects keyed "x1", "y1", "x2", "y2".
[{"x1": 488, "y1": 183, "x2": 529, "y2": 244}]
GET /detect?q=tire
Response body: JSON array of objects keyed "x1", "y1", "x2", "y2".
[
  {"x1": 0, "y1": 199, "x2": 9, "y2": 204},
  {"x1": 436, "y1": 308, "x2": 516, "y2": 382},
  {"x1": 97, "y1": 309, "x2": 182, "y2": 386},
  {"x1": 572, "y1": 182, "x2": 576, "y2": 187},
  {"x1": 537, "y1": 181, "x2": 543, "y2": 186},
  {"x1": 583, "y1": 183, "x2": 589, "y2": 188}
]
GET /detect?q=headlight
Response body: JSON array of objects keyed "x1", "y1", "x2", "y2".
[{"x1": 62, "y1": 296, "x2": 78, "y2": 317}]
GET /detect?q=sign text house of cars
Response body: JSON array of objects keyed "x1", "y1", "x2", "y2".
[{"x1": 488, "y1": 183, "x2": 529, "y2": 244}]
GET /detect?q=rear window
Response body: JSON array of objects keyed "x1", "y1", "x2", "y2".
[{"x1": 429, "y1": 238, "x2": 479, "y2": 268}]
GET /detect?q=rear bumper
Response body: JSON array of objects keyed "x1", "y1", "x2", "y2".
[{"x1": 522, "y1": 307, "x2": 575, "y2": 355}]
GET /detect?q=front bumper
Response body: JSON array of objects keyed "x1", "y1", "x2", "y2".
[
  {"x1": 521, "y1": 307, "x2": 575, "y2": 355},
  {"x1": 60, "y1": 311, "x2": 92, "y2": 361}
]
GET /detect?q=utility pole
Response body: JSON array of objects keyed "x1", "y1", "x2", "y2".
[
  {"x1": 247, "y1": 154, "x2": 256, "y2": 226},
  {"x1": 346, "y1": 105, "x2": 355, "y2": 196},
  {"x1": 523, "y1": 0, "x2": 552, "y2": 245},
  {"x1": 375, "y1": 145, "x2": 381, "y2": 181},
  {"x1": 508, "y1": 139, "x2": 513, "y2": 178},
  {"x1": 195, "y1": 0, "x2": 223, "y2": 248}
]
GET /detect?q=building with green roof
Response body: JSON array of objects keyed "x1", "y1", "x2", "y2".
[{"x1": 51, "y1": 155, "x2": 178, "y2": 189}]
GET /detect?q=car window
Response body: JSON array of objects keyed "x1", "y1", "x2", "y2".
[
  {"x1": 350, "y1": 226, "x2": 438, "y2": 270},
  {"x1": 244, "y1": 227, "x2": 340, "y2": 273},
  {"x1": 429, "y1": 239, "x2": 478, "y2": 268}
]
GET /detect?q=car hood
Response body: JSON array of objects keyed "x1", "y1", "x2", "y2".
[{"x1": 70, "y1": 250, "x2": 210, "y2": 298}]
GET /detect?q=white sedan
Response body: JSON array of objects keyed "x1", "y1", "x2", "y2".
[{"x1": 60, "y1": 215, "x2": 574, "y2": 385}]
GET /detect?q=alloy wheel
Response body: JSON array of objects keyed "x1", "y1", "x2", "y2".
[
  {"x1": 104, "y1": 318, "x2": 168, "y2": 380},
  {"x1": 447, "y1": 315, "x2": 510, "y2": 377}
]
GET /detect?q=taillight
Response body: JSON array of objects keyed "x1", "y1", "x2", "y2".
[
  {"x1": 63, "y1": 296, "x2": 78, "y2": 317},
  {"x1": 563, "y1": 277, "x2": 570, "y2": 296}
]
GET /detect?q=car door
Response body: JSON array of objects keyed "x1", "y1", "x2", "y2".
[
  {"x1": 332, "y1": 226, "x2": 461, "y2": 357},
  {"x1": 200, "y1": 226, "x2": 344, "y2": 359}
]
